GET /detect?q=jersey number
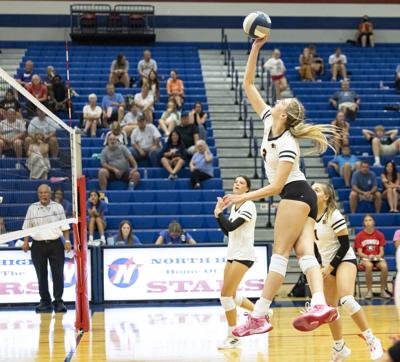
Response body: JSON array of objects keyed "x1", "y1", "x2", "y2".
[{"x1": 314, "y1": 230, "x2": 319, "y2": 241}]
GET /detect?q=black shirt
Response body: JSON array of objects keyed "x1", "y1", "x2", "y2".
[
  {"x1": 176, "y1": 124, "x2": 199, "y2": 148},
  {"x1": 0, "y1": 98, "x2": 21, "y2": 111}
]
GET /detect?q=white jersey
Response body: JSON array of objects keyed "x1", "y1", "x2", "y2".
[
  {"x1": 264, "y1": 57, "x2": 286, "y2": 77},
  {"x1": 226, "y1": 201, "x2": 257, "y2": 261},
  {"x1": 259, "y1": 106, "x2": 306, "y2": 185},
  {"x1": 315, "y1": 209, "x2": 356, "y2": 266}
]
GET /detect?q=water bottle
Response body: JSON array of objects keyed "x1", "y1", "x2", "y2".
[
  {"x1": 180, "y1": 233, "x2": 187, "y2": 244},
  {"x1": 129, "y1": 180, "x2": 135, "y2": 191},
  {"x1": 143, "y1": 168, "x2": 148, "y2": 179},
  {"x1": 106, "y1": 234, "x2": 115, "y2": 246}
]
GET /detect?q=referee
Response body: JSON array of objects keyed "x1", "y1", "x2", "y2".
[{"x1": 22, "y1": 184, "x2": 71, "y2": 313}]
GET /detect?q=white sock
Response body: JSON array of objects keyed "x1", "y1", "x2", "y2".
[
  {"x1": 374, "y1": 156, "x2": 380, "y2": 164},
  {"x1": 228, "y1": 326, "x2": 235, "y2": 337},
  {"x1": 100, "y1": 235, "x2": 106, "y2": 243},
  {"x1": 362, "y1": 329, "x2": 374, "y2": 342},
  {"x1": 311, "y1": 291, "x2": 327, "y2": 307},
  {"x1": 252, "y1": 297, "x2": 271, "y2": 318},
  {"x1": 89, "y1": 235, "x2": 94, "y2": 242},
  {"x1": 333, "y1": 339, "x2": 345, "y2": 351}
]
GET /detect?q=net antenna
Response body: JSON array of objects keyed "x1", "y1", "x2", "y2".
[{"x1": 0, "y1": 66, "x2": 89, "y2": 331}]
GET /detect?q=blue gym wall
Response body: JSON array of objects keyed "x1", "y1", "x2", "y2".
[{"x1": 0, "y1": 1, "x2": 399, "y2": 42}]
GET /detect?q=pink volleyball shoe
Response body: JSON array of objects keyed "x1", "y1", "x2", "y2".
[
  {"x1": 232, "y1": 313, "x2": 273, "y2": 337},
  {"x1": 293, "y1": 304, "x2": 338, "y2": 332}
]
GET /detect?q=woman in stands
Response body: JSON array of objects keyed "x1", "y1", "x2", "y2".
[
  {"x1": 155, "y1": 221, "x2": 196, "y2": 245},
  {"x1": 381, "y1": 160, "x2": 399, "y2": 213},
  {"x1": 223, "y1": 35, "x2": 338, "y2": 337},
  {"x1": 214, "y1": 175, "x2": 258, "y2": 349},
  {"x1": 312, "y1": 182, "x2": 383, "y2": 361},
  {"x1": 114, "y1": 220, "x2": 141, "y2": 246}
]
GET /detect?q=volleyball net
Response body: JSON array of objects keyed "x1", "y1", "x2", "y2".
[{"x1": 0, "y1": 66, "x2": 90, "y2": 331}]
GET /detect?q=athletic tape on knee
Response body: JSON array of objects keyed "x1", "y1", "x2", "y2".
[
  {"x1": 220, "y1": 296, "x2": 236, "y2": 311},
  {"x1": 234, "y1": 294, "x2": 244, "y2": 306},
  {"x1": 269, "y1": 254, "x2": 288, "y2": 278},
  {"x1": 299, "y1": 255, "x2": 320, "y2": 274},
  {"x1": 340, "y1": 295, "x2": 361, "y2": 316}
]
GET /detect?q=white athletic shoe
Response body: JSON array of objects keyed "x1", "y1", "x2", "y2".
[
  {"x1": 330, "y1": 344, "x2": 351, "y2": 361},
  {"x1": 88, "y1": 239, "x2": 101, "y2": 247},
  {"x1": 367, "y1": 337, "x2": 384, "y2": 360},
  {"x1": 217, "y1": 336, "x2": 241, "y2": 349}
]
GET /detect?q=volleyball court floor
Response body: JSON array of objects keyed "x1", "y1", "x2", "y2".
[{"x1": 0, "y1": 301, "x2": 397, "y2": 362}]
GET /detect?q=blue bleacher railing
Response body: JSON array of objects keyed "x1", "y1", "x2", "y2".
[
  {"x1": 243, "y1": 99, "x2": 248, "y2": 138},
  {"x1": 252, "y1": 137, "x2": 259, "y2": 179},
  {"x1": 238, "y1": 84, "x2": 243, "y2": 120},
  {"x1": 223, "y1": 34, "x2": 228, "y2": 65},
  {"x1": 255, "y1": 53, "x2": 260, "y2": 78},
  {"x1": 234, "y1": 69, "x2": 239, "y2": 104},
  {"x1": 227, "y1": 48, "x2": 232, "y2": 77},
  {"x1": 230, "y1": 57, "x2": 235, "y2": 90},
  {"x1": 260, "y1": 57, "x2": 265, "y2": 91},
  {"x1": 248, "y1": 117, "x2": 254, "y2": 157},
  {"x1": 220, "y1": 28, "x2": 225, "y2": 55}
]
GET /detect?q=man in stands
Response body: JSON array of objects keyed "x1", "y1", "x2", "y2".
[
  {"x1": 362, "y1": 125, "x2": 400, "y2": 167},
  {"x1": 98, "y1": 133, "x2": 140, "y2": 190},
  {"x1": 27, "y1": 108, "x2": 59, "y2": 157},
  {"x1": 350, "y1": 160, "x2": 381, "y2": 213},
  {"x1": 101, "y1": 83, "x2": 125, "y2": 127},
  {"x1": 328, "y1": 48, "x2": 347, "y2": 81},
  {"x1": 166, "y1": 70, "x2": 185, "y2": 109},
  {"x1": 0, "y1": 108, "x2": 26, "y2": 163},
  {"x1": 137, "y1": 50, "x2": 157, "y2": 86},
  {"x1": 16, "y1": 59, "x2": 34, "y2": 87},
  {"x1": 329, "y1": 80, "x2": 360, "y2": 120},
  {"x1": 48, "y1": 75, "x2": 70, "y2": 114},
  {"x1": 134, "y1": 85, "x2": 154, "y2": 123},
  {"x1": 130, "y1": 113, "x2": 161, "y2": 167},
  {"x1": 0, "y1": 90, "x2": 21, "y2": 119},
  {"x1": 354, "y1": 214, "x2": 390, "y2": 299},
  {"x1": 328, "y1": 144, "x2": 360, "y2": 188},
  {"x1": 176, "y1": 113, "x2": 199, "y2": 156}
]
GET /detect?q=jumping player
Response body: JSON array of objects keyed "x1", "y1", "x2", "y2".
[
  {"x1": 223, "y1": 35, "x2": 338, "y2": 336},
  {"x1": 312, "y1": 182, "x2": 383, "y2": 361}
]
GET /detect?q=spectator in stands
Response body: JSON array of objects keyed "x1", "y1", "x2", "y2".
[
  {"x1": 395, "y1": 64, "x2": 400, "y2": 93},
  {"x1": 176, "y1": 113, "x2": 199, "y2": 155},
  {"x1": 381, "y1": 160, "x2": 399, "y2": 213},
  {"x1": 16, "y1": 60, "x2": 34, "y2": 87},
  {"x1": 25, "y1": 74, "x2": 48, "y2": 108},
  {"x1": 298, "y1": 47, "x2": 315, "y2": 81},
  {"x1": 103, "y1": 121, "x2": 128, "y2": 146},
  {"x1": 362, "y1": 125, "x2": 400, "y2": 167},
  {"x1": 190, "y1": 139, "x2": 214, "y2": 189},
  {"x1": 25, "y1": 133, "x2": 50, "y2": 180},
  {"x1": 53, "y1": 188, "x2": 72, "y2": 216},
  {"x1": 114, "y1": 220, "x2": 141, "y2": 246},
  {"x1": 0, "y1": 90, "x2": 21, "y2": 119},
  {"x1": 145, "y1": 70, "x2": 160, "y2": 103},
  {"x1": 44, "y1": 65, "x2": 56, "y2": 87},
  {"x1": 357, "y1": 15, "x2": 375, "y2": 48},
  {"x1": 160, "y1": 130, "x2": 187, "y2": 180},
  {"x1": 331, "y1": 111, "x2": 350, "y2": 153},
  {"x1": 101, "y1": 83, "x2": 125, "y2": 127},
  {"x1": 0, "y1": 217, "x2": 6, "y2": 235},
  {"x1": 130, "y1": 113, "x2": 161, "y2": 167},
  {"x1": 98, "y1": 133, "x2": 140, "y2": 190},
  {"x1": 189, "y1": 102, "x2": 207, "y2": 141},
  {"x1": 329, "y1": 80, "x2": 360, "y2": 120},
  {"x1": 155, "y1": 220, "x2": 196, "y2": 245},
  {"x1": 350, "y1": 160, "x2": 381, "y2": 213},
  {"x1": 27, "y1": 108, "x2": 59, "y2": 157},
  {"x1": 158, "y1": 100, "x2": 180, "y2": 137},
  {"x1": 328, "y1": 48, "x2": 348, "y2": 81},
  {"x1": 48, "y1": 75, "x2": 70, "y2": 114},
  {"x1": 134, "y1": 85, "x2": 154, "y2": 123},
  {"x1": 328, "y1": 144, "x2": 360, "y2": 188},
  {"x1": 82, "y1": 93, "x2": 102, "y2": 137},
  {"x1": 109, "y1": 53, "x2": 130, "y2": 88},
  {"x1": 137, "y1": 50, "x2": 157, "y2": 85},
  {"x1": 309, "y1": 44, "x2": 324, "y2": 76},
  {"x1": 87, "y1": 190, "x2": 107, "y2": 246},
  {"x1": 120, "y1": 103, "x2": 140, "y2": 137},
  {"x1": 354, "y1": 214, "x2": 390, "y2": 299},
  {"x1": 0, "y1": 108, "x2": 26, "y2": 161},
  {"x1": 166, "y1": 70, "x2": 185, "y2": 109},
  {"x1": 263, "y1": 48, "x2": 288, "y2": 99}
]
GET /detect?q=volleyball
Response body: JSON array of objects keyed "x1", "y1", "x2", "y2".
[{"x1": 243, "y1": 11, "x2": 272, "y2": 39}]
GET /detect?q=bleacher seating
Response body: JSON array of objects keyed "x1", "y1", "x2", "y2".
[{"x1": 5, "y1": 44, "x2": 225, "y2": 244}]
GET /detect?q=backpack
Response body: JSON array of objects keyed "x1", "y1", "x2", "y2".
[{"x1": 288, "y1": 273, "x2": 310, "y2": 298}]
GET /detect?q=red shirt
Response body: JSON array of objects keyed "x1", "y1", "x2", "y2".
[
  {"x1": 354, "y1": 229, "x2": 386, "y2": 256},
  {"x1": 26, "y1": 83, "x2": 48, "y2": 100}
]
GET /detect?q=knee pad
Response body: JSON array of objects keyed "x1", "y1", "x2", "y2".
[
  {"x1": 220, "y1": 296, "x2": 236, "y2": 311},
  {"x1": 269, "y1": 254, "x2": 288, "y2": 278},
  {"x1": 340, "y1": 295, "x2": 361, "y2": 316},
  {"x1": 299, "y1": 255, "x2": 320, "y2": 274},
  {"x1": 234, "y1": 294, "x2": 244, "y2": 307}
]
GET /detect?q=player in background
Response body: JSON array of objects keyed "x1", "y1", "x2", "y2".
[
  {"x1": 312, "y1": 182, "x2": 383, "y2": 361},
  {"x1": 223, "y1": 35, "x2": 338, "y2": 337}
]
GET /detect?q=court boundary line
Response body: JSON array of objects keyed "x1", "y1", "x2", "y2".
[{"x1": 64, "y1": 330, "x2": 84, "y2": 362}]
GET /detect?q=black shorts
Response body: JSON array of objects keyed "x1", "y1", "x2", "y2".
[
  {"x1": 330, "y1": 259, "x2": 357, "y2": 277},
  {"x1": 280, "y1": 180, "x2": 318, "y2": 220},
  {"x1": 109, "y1": 170, "x2": 130, "y2": 182},
  {"x1": 389, "y1": 341, "x2": 400, "y2": 362},
  {"x1": 227, "y1": 259, "x2": 254, "y2": 268}
]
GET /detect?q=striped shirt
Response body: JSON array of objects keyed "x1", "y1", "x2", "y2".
[
  {"x1": 259, "y1": 106, "x2": 306, "y2": 185},
  {"x1": 23, "y1": 200, "x2": 69, "y2": 240}
]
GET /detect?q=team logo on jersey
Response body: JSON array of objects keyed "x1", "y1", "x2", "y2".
[{"x1": 108, "y1": 258, "x2": 143, "y2": 288}]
